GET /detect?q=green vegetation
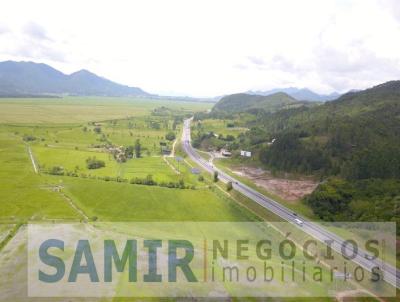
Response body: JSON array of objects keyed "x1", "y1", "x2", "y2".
[
  {"x1": 61, "y1": 177, "x2": 248, "y2": 221},
  {"x1": 196, "y1": 81, "x2": 400, "y2": 233},
  {"x1": 0, "y1": 94, "x2": 397, "y2": 300},
  {"x1": 213, "y1": 171, "x2": 219, "y2": 182},
  {"x1": 0, "y1": 131, "x2": 79, "y2": 222},
  {"x1": 86, "y1": 156, "x2": 105, "y2": 169},
  {"x1": 191, "y1": 118, "x2": 248, "y2": 151},
  {"x1": 305, "y1": 178, "x2": 400, "y2": 233},
  {"x1": 202, "y1": 82, "x2": 400, "y2": 178},
  {"x1": 0, "y1": 96, "x2": 210, "y2": 123},
  {"x1": 165, "y1": 131, "x2": 176, "y2": 141},
  {"x1": 0, "y1": 96, "x2": 279, "y2": 231},
  {"x1": 211, "y1": 92, "x2": 311, "y2": 114}
]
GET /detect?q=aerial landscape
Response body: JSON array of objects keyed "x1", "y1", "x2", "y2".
[{"x1": 0, "y1": 0, "x2": 399, "y2": 301}]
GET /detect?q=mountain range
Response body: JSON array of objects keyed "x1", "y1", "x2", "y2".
[
  {"x1": 0, "y1": 61, "x2": 150, "y2": 97},
  {"x1": 247, "y1": 87, "x2": 340, "y2": 102}
]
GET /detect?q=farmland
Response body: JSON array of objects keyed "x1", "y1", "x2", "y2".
[
  {"x1": 0, "y1": 97, "x2": 384, "y2": 301},
  {"x1": 0, "y1": 97, "x2": 211, "y2": 123},
  {"x1": 0, "y1": 97, "x2": 220, "y2": 224}
]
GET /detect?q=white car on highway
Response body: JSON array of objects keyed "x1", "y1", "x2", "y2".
[{"x1": 294, "y1": 218, "x2": 304, "y2": 226}]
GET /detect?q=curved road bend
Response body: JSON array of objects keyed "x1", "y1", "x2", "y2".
[{"x1": 182, "y1": 118, "x2": 399, "y2": 289}]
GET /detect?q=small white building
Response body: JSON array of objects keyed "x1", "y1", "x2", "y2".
[{"x1": 240, "y1": 150, "x2": 251, "y2": 157}]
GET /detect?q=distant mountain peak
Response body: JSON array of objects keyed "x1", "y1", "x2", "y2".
[
  {"x1": 70, "y1": 69, "x2": 93, "y2": 75},
  {"x1": 0, "y1": 60, "x2": 150, "y2": 97}
]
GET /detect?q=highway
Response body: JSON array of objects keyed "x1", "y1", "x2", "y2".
[{"x1": 182, "y1": 118, "x2": 399, "y2": 289}]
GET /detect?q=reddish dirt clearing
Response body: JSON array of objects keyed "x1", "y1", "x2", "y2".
[{"x1": 231, "y1": 166, "x2": 319, "y2": 202}]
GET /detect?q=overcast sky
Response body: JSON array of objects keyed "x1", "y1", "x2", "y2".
[{"x1": 0, "y1": 0, "x2": 399, "y2": 97}]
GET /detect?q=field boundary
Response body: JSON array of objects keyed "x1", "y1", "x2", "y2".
[
  {"x1": 27, "y1": 145, "x2": 38, "y2": 174},
  {"x1": 58, "y1": 191, "x2": 89, "y2": 221},
  {"x1": 163, "y1": 156, "x2": 180, "y2": 174}
]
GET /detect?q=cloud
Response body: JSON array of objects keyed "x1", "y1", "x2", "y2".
[
  {"x1": 22, "y1": 21, "x2": 52, "y2": 41},
  {"x1": 1, "y1": 0, "x2": 400, "y2": 96},
  {"x1": 247, "y1": 56, "x2": 266, "y2": 66},
  {"x1": 13, "y1": 42, "x2": 66, "y2": 62},
  {"x1": 0, "y1": 23, "x2": 9, "y2": 35},
  {"x1": 379, "y1": 0, "x2": 400, "y2": 21},
  {"x1": 0, "y1": 21, "x2": 66, "y2": 63}
]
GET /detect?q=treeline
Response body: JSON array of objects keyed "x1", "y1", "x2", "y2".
[{"x1": 44, "y1": 167, "x2": 195, "y2": 190}]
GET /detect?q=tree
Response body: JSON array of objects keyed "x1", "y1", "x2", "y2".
[
  {"x1": 165, "y1": 131, "x2": 176, "y2": 141},
  {"x1": 23, "y1": 135, "x2": 36, "y2": 142},
  {"x1": 213, "y1": 171, "x2": 219, "y2": 182},
  {"x1": 134, "y1": 139, "x2": 141, "y2": 158},
  {"x1": 226, "y1": 181, "x2": 233, "y2": 191},
  {"x1": 144, "y1": 174, "x2": 155, "y2": 185},
  {"x1": 49, "y1": 166, "x2": 64, "y2": 175},
  {"x1": 86, "y1": 157, "x2": 105, "y2": 169},
  {"x1": 125, "y1": 146, "x2": 134, "y2": 159}
]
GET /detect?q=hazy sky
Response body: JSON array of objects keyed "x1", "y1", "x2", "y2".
[{"x1": 0, "y1": 0, "x2": 399, "y2": 97}]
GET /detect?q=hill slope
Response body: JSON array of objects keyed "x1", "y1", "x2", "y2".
[
  {"x1": 206, "y1": 81, "x2": 400, "y2": 231},
  {"x1": 212, "y1": 92, "x2": 303, "y2": 114},
  {"x1": 248, "y1": 87, "x2": 340, "y2": 102},
  {"x1": 249, "y1": 81, "x2": 400, "y2": 179},
  {"x1": 0, "y1": 61, "x2": 149, "y2": 97}
]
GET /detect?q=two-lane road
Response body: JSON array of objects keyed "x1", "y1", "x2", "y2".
[{"x1": 182, "y1": 118, "x2": 399, "y2": 289}]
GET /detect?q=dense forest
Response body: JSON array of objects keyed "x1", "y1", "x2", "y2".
[{"x1": 305, "y1": 178, "x2": 400, "y2": 233}]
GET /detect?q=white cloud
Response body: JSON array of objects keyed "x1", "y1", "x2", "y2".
[
  {"x1": 22, "y1": 21, "x2": 52, "y2": 41},
  {"x1": 0, "y1": 0, "x2": 399, "y2": 96}
]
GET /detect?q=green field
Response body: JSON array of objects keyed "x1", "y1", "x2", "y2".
[
  {"x1": 0, "y1": 97, "x2": 218, "y2": 224},
  {"x1": 0, "y1": 97, "x2": 387, "y2": 301},
  {"x1": 0, "y1": 97, "x2": 211, "y2": 123},
  {"x1": 194, "y1": 118, "x2": 248, "y2": 137},
  {"x1": 0, "y1": 130, "x2": 80, "y2": 221}
]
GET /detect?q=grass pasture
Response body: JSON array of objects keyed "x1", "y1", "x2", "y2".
[
  {"x1": 60, "y1": 176, "x2": 250, "y2": 221},
  {"x1": 0, "y1": 131, "x2": 80, "y2": 222},
  {"x1": 194, "y1": 118, "x2": 248, "y2": 138},
  {"x1": 0, "y1": 97, "x2": 211, "y2": 123},
  {"x1": 0, "y1": 97, "x2": 241, "y2": 224}
]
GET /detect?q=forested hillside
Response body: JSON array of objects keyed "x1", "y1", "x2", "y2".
[
  {"x1": 195, "y1": 81, "x2": 400, "y2": 229},
  {"x1": 256, "y1": 81, "x2": 400, "y2": 178},
  {"x1": 212, "y1": 92, "x2": 311, "y2": 114}
]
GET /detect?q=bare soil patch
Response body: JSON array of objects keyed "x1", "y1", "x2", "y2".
[{"x1": 231, "y1": 166, "x2": 319, "y2": 202}]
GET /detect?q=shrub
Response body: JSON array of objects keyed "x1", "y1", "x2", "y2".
[
  {"x1": 213, "y1": 171, "x2": 219, "y2": 182},
  {"x1": 23, "y1": 135, "x2": 36, "y2": 142},
  {"x1": 49, "y1": 166, "x2": 64, "y2": 175},
  {"x1": 165, "y1": 132, "x2": 176, "y2": 141},
  {"x1": 86, "y1": 157, "x2": 105, "y2": 169}
]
